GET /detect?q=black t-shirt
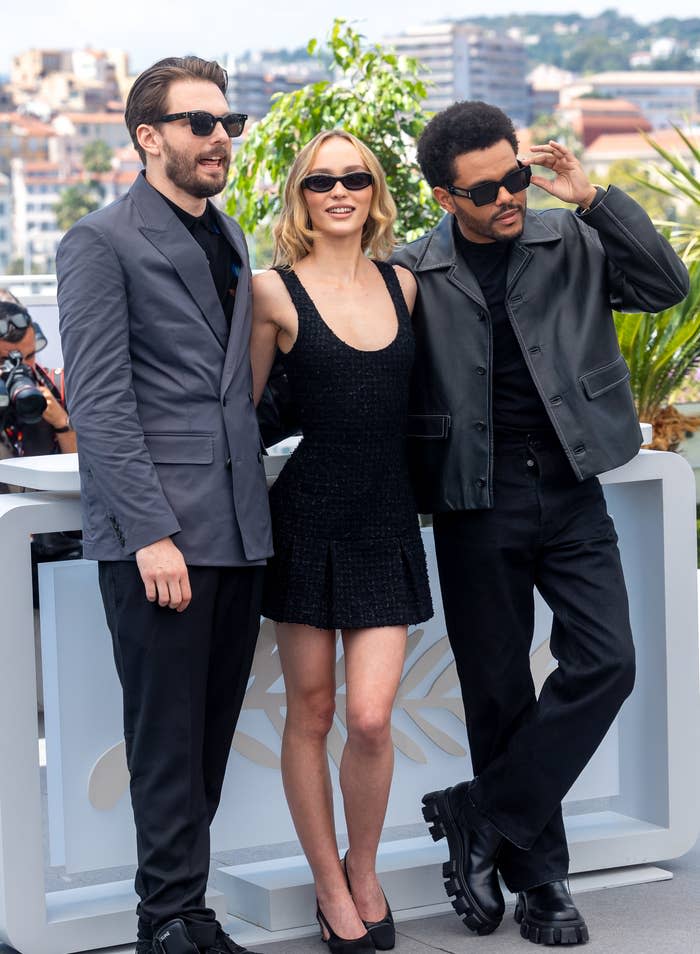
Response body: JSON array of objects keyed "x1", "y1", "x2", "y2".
[
  {"x1": 454, "y1": 222, "x2": 553, "y2": 431},
  {"x1": 163, "y1": 195, "x2": 241, "y2": 327}
]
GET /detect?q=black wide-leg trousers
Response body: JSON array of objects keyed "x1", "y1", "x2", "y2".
[
  {"x1": 433, "y1": 431, "x2": 636, "y2": 892},
  {"x1": 98, "y1": 561, "x2": 264, "y2": 947}
]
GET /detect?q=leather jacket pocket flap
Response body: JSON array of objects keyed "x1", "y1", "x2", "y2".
[
  {"x1": 144, "y1": 432, "x2": 214, "y2": 464},
  {"x1": 407, "y1": 413, "x2": 451, "y2": 439},
  {"x1": 580, "y1": 355, "x2": 630, "y2": 400}
]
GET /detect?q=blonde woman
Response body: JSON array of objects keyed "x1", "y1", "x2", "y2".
[{"x1": 251, "y1": 130, "x2": 432, "y2": 953}]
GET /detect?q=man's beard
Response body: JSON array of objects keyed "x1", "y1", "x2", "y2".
[
  {"x1": 162, "y1": 141, "x2": 230, "y2": 198},
  {"x1": 456, "y1": 203, "x2": 525, "y2": 243}
]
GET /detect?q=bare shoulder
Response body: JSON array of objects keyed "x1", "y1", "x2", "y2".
[
  {"x1": 252, "y1": 269, "x2": 290, "y2": 316},
  {"x1": 252, "y1": 268, "x2": 297, "y2": 339},
  {"x1": 392, "y1": 264, "x2": 418, "y2": 312}
]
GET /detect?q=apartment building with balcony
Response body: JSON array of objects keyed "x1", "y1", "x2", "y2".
[
  {"x1": 224, "y1": 56, "x2": 329, "y2": 120},
  {"x1": 0, "y1": 113, "x2": 55, "y2": 174},
  {"x1": 384, "y1": 22, "x2": 530, "y2": 126}
]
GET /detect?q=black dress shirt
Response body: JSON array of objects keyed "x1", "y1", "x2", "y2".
[{"x1": 163, "y1": 195, "x2": 241, "y2": 327}]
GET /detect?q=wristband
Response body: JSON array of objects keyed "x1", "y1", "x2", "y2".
[{"x1": 54, "y1": 417, "x2": 72, "y2": 434}]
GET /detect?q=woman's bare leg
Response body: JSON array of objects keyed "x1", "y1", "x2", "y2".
[
  {"x1": 340, "y1": 625, "x2": 407, "y2": 922},
  {"x1": 277, "y1": 622, "x2": 366, "y2": 940}
]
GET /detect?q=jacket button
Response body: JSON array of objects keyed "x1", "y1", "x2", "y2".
[
  {"x1": 225, "y1": 456, "x2": 232, "y2": 469},
  {"x1": 475, "y1": 422, "x2": 486, "y2": 431},
  {"x1": 222, "y1": 395, "x2": 228, "y2": 406},
  {"x1": 574, "y1": 444, "x2": 586, "y2": 454},
  {"x1": 257, "y1": 450, "x2": 263, "y2": 463},
  {"x1": 550, "y1": 395, "x2": 563, "y2": 405},
  {"x1": 476, "y1": 366, "x2": 486, "y2": 375},
  {"x1": 477, "y1": 311, "x2": 486, "y2": 321},
  {"x1": 248, "y1": 391, "x2": 254, "y2": 403},
  {"x1": 528, "y1": 346, "x2": 541, "y2": 354},
  {"x1": 476, "y1": 478, "x2": 486, "y2": 488}
]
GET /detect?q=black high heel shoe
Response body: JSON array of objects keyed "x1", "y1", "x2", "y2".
[
  {"x1": 342, "y1": 852, "x2": 396, "y2": 951},
  {"x1": 316, "y1": 902, "x2": 375, "y2": 953}
]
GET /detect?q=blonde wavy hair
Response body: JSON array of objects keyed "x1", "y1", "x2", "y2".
[{"x1": 273, "y1": 130, "x2": 397, "y2": 268}]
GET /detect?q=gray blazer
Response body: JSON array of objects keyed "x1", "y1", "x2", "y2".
[{"x1": 56, "y1": 172, "x2": 273, "y2": 565}]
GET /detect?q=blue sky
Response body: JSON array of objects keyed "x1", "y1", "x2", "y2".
[{"x1": 2, "y1": 0, "x2": 699, "y2": 77}]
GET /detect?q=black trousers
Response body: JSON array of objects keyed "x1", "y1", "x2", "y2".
[
  {"x1": 433, "y1": 430, "x2": 636, "y2": 892},
  {"x1": 98, "y1": 561, "x2": 264, "y2": 947}
]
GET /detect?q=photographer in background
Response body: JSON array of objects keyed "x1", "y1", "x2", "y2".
[
  {"x1": 1, "y1": 290, "x2": 81, "y2": 714},
  {"x1": 0, "y1": 291, "x2": 76, "y2": 468}
]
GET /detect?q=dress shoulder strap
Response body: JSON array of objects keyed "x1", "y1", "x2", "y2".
[
  {"x1": 373, "y1": 260, "x2": 410, "y2": 322},
  {"x1": 272, "y1": 265, "x2": 307, "y2": 308}
]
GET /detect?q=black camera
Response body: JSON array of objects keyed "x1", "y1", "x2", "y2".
[{"x1": 0, "y1": 351, "x2": 47, "y2": 425}]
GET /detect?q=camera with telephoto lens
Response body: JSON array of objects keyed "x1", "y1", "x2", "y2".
[{"x1": 0, "y1": 350, "x2": 47, "y2": 425}]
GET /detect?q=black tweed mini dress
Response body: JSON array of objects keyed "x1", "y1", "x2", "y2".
[{"x1": 261, "y1": 259, "x2": 433, "y2": 630}]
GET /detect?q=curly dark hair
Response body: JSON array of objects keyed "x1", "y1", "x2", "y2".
[
  {"x1": 417, "y1": 101, "x2": 519, "y2": 188},
  {"x1": 125, "y1": 56, "x2": 228, "y2": 165}
]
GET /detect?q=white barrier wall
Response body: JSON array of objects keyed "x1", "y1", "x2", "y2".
[{"x1": 0, "y1": 449, "x2": 699, "y2": 953}]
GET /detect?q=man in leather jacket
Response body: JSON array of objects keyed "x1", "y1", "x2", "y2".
[{"x1": 392, "y1": 101, "x2": 689, "y2": 947}]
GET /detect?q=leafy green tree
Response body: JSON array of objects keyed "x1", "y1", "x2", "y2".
[
  {"x1": 226, "y1": 19, "x2": 439, "y2": 250},
  {"x1": 82, "y1": 140, "x2": 113, "y2": 174},
  {"x1": 54, "y1": 185, "x2": 100, "y2": 232}
]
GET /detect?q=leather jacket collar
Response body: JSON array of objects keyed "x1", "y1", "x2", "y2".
[{"x1": 413, "y1": 211, "x2": 562, "y2": 273}]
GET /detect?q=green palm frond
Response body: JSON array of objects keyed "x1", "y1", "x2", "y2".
[{"x1": 615, "y1": 259, "x2": 700, "y2": 421}]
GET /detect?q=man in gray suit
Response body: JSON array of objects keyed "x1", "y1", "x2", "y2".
[{"x1": 57, "y1": 56, "x2": 272, "y2": 954}]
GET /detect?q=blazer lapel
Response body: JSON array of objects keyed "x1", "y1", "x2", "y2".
[
  {"x1": 213, "y1": 208, "x2": 253, "y2": 393},
  {"x1": 131, "y1": 174, "x2": 229, "y2": 351}
]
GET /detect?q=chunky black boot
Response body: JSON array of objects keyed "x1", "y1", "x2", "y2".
[
  {"x1": 514, "y1": 880, "x2": 589, "y2": 945},
  {"x1": 422, "y1": 782, "x2": 504, "y2": 935}
]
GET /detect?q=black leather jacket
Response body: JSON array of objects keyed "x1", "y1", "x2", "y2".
[{"x1": 392, "y1": 186, "x2": 689, "y2": 513}]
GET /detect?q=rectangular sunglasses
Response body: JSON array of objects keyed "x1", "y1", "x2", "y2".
[
  {"x1": 156, "y1": 111, "x2": 248, "y2": 138},
  {"x1": 447, "y1": 161, "x2": 532, "y2": 207},
  {"x1": 301, "y1": 171, "x2": 374, "y2": 193}
]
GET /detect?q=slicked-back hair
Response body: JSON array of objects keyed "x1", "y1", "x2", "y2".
[
  {"x1": 417, "y1": 100, "x2": 519, "y2": 188},
  {"x1": 273, "y1": 130, "x2": 397, "y2": 268},
  {"x1": 125, "y1": 56, "x2": 228, "y2": 165}
]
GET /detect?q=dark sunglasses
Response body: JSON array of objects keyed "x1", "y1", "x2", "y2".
[
  {"x1": 301, "y1": 171, "x2": 374, "y2": 193},
  {"x1": 0, "y1": 305, "x2": 32, "y2": 339},
  {"x1": 447, "y1": 162, "x2": 532, "y2": 207},
  {"x1": 156, "y1": 111, "x2": 248, "y2": 138}
]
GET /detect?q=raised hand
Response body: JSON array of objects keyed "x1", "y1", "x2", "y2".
[{"x1": 523, "y1": 141, "x2": 598, "y2": 209}]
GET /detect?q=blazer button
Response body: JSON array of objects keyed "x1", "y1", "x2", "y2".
[
  {"x1": 225, "y1": 456, "x2": 232, "y2": 469},
  {"x1": 476, "y1": 366, "x2": 486, "y2": 375},
  {"x1": 528, "y1": 345, "x2": 541, "y2": 354},
  {"x1": 257, "y1": 450, "x2": 263, "y2": 463},
  {"x1": 476, "y1": 477, "x2": 486, "y2": 488},
  {"x1": 475, "y1": 422, "x2": 486, "y2": 431},
  {"x1": 550, "y1": 395, "x2": 563, "y2": 406},
  {"x1": 248, "y1": 391, "x2": 254, "y2": 403},
  {"x1": 477, "y1": 311, "x2": 486, "y2": 321}
]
